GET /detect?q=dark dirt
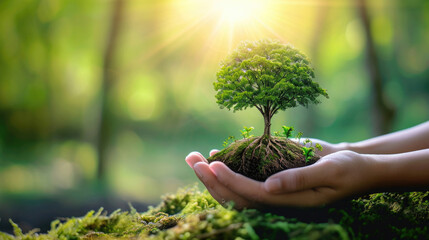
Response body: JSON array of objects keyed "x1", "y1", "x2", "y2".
[{"x1": 208, "y1": 136, "x2": 320, "y2": 181}]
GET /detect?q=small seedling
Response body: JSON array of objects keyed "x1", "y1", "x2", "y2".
[
  {"x1": 301, "y1": 140, "x2": 323, "y2": 162},
  {"x1": 303, "y1": 138, "x2": 312, "y2": 146},
  {"x1": 282, "y1": 126, "x2": 294, "y2": 138},
  {"x1": 296, "y1": 132, "x2": 303, "y2": 142},
  {"x1": 240, "y1": 126, "x2": 254, "y2": 139},
  {"x1": 223, "y1": 136, "x2": 236, "y2": 147},
  {"x1": 302, "y1": 146, "x2": 315, "y2": 162}
]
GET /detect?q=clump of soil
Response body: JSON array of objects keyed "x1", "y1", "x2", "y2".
[{"x1": 207, "y1": 136, "x2": 320, "y2": 181}]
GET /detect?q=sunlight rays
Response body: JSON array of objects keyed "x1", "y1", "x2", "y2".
[{"x1": 130, "y1": 0, "x2": 355, "y2": 74}]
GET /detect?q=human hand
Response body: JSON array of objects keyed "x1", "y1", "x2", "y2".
[{"x1": 186, "y1": 150, "x2": 377, "y2": 208}]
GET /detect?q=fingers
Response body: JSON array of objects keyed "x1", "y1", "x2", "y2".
[
  {"x1": 210, "y1": 149, "x2": 220, "y2": 157},
  {"x1": 264, "y1": 161, "x2": 333, "y2": 194},
  {"x1": 193, "y1": 162, "x2": 253, "y2": 209},
  {"x1": 185, "y1": 152, "x2": 208, "y2": 168},
  {"x1": 208, "y1": 161, "x2": 270, "y2": 203},
  {"x1": 209, "y1": 161, "x2": 334, "y2": 207},
  {"x1": 185, "y1": 150, "x2": 219, "y2": 168}
]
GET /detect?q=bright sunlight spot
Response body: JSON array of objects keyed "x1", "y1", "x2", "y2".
[
  {"x1": 213, "y1": 0, "x2": 265, "y2": 24},
  {"x1": 146, "y1": 0, "x2": 321, "y2": 70}
]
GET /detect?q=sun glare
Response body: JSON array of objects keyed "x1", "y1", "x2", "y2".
[
  {"x1": 138, "y1": 0, "x2": 332, "y2": 70},
  {"x1": 213, "y1": 0, "x2": 265, "y2": 25}
]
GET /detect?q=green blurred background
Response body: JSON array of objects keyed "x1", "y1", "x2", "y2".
[{"x1": 0, "y1": 0, "x2": 428, "y2": 232}]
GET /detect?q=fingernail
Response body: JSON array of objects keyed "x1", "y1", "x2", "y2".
[
  {"x1": 186, "y1": 151, "x2": 197, "y2": 159},
  {"x1": 185, "y1": 152, "x2": 200, "y2": 168},
  {"x1": 265, "y1": 178, "x2": 281, "y2": 193},
  {"x1": 208, "y1": 162, "x2": 219, "y2": 177}
]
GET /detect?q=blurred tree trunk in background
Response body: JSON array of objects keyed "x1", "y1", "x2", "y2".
[
  {"x1": 357, "y1": 0, "x2": 396, "y2": 135},
  {"x1": 96, "y1": 0, "x2": 125, "y2": 183}
]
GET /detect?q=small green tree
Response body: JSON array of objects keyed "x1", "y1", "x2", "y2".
[{"x1": 214, "y1": 39, "x2": 328, "y2": 138}]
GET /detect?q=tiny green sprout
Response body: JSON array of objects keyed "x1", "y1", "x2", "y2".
[
  {"x1": 273, "y1": 131, "x2": 281, "y2": 137},
  {"x1": 282, "y1": 126, "x2": 294, "y2": 138},
  {"x1": 296, "y1": 132, "x2": 303, "y2": 142},
  {"x1": 303, "y1": 138, "x2": 312, "y2": 145},
  {"x1": 302, "y1": 146, "x2": 315, "y2": 163},
  {"x1": 315, "y1": 143, "x2": 323, "y2": 152},
  {"x1": 240, "y1": 126, "x2": 254, "y2": 139},
  {"x1": 223, "y1": 136, "x2": 236, "y2": 147}
]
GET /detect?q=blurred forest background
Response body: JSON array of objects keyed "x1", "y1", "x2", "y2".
[{"x1": 1, "y1": 0, "x2": 428, "y2": 233}]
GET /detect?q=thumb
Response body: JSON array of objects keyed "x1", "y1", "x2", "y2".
[{"x1": 264, "y1": 162, "x2": 330, "y2": 194}]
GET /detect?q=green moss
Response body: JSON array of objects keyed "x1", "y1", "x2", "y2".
[
  {"x1": 331, "y1": 192, "x2": 429, "y2": 239},
  {"x1": 1, "y1": 187, "x2": 428, "y2": 239}
]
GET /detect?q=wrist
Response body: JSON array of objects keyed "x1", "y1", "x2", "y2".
[
  {"x1": 367, "y1": 155, "x2": 391, "y2": 191},
  {"x1": 357, "y1": 154, "x2": 386, "y2": 193},
  {"x1": 335, "y1": 142, "x2": 352, "y2": 152},
  {"x1": 366, "y1": 150, "x2": 429, "y2": 192},
  {"x1": 344, "y1": 142, "x2": 367, "y2": 154}
]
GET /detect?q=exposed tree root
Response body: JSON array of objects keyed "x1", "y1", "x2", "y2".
[
  {"x1": 241, "y1": 136, "x2": 297, "y2": 179},
  {"x1": 209, "y1": 136, "x2": 320, "y2": 181}
]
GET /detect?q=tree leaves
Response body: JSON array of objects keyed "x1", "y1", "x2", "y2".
[{"x1": 214, "y1": 39, "x2": 329, "y2": 118}]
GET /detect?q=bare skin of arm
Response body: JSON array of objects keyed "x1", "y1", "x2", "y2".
[
  {"x1": 185, "y1": 121, "x2": 429, "y2": 208},
  {"x1": 312, "y1": 121, "x2": 429, "y2": 156}
]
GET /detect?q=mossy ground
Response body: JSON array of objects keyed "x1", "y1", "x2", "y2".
[
  {"x1": 207, "y1": 136, "x2": 320, "y2": 181},
  {"x1": 1, "y1": 186, "x2": 427, "y2": 240}
]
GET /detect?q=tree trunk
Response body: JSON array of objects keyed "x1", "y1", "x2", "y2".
[
  {"x1": 263, "y1": 112, "x2": 271, "y2": 137},
  {"x1": 357, "y1": 0, "x2": 396, "y2": 135},
  {"x1": 96, "y1": 0, "x2": 125, "y2": 183}
]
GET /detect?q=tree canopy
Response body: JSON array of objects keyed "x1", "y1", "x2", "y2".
[{"x1": 214, "y1": 39, "x2": 329, "y2": 136}]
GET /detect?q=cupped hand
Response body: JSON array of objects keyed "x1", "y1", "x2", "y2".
[{"x1": 186, "y1": 150, "x2": 377, "y2": 208}]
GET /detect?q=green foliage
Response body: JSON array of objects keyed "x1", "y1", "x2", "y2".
[
  {"x1": 240, "y1": 126, "x2": 255, "y2": 139},
  {"x1": 221, "y1": 127, "x2": 255, "y2": 147},
  {"x1": 214, "y1": 39, "x2": 329, "y2": 137},
  {"x1": 8, "y1": 220, "x2": 23, "y2": 237},
  {"x1": 214, "y1": 39, "x2": 328, "y2": 113},
  {"x1": 282, "y1": 126, "x2": 294, "y2": 138},
  {"x1": 296, "y1": 132, "x2": 303, "y2": 142},
  {"x1": 302, "y1": 146, "x2": 315, "y2": 162},
  {"x1": 301, "y1": 139, "x2": 323, "y2": 162},
  {"x1": 223, "y1": 135, "x2": 236, "y2": 147}
]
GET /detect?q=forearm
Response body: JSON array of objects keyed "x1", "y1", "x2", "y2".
[
  {"x1": 344, "y1": 121, "x2": 429, "y2": 154},
  {"x1": 370, "y1": 149, "x2": 429, "y2": 191}
]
